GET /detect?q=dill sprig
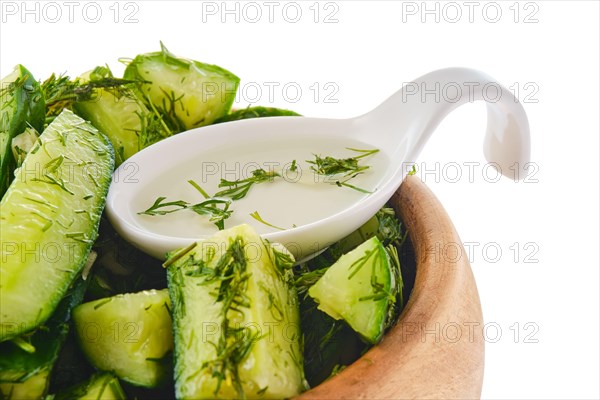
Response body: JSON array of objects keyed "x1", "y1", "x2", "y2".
[
  {"x1": 138, "y1": 197, "x2": 189, "y2": 216},
  {"x1": 138, "y1": 180, "x2": 233, "y2": 230},
  {"x1": 215, "y1": 168, "x2": 280, "y2": 200},
  {"x1": 307, "y1": 148, "x2": 379, "y2": 193},
  {"x1": 307, "y1": 147, "x2": 379, "y2": 177},
  {"x1": 134, "y1": 99, "x2": 174, "y2": 150},
  {"x1": 249, "y1": 211, "x2": 285, "y2": 231},
  {"x1": 268, "y1": 244, "x2": 296, "y2": 272},
  {"x1": 335, "y1": 175, "x2": 373, "y2": 194},
  {"x1": 192, "y1": 200, "x2": 233, "y2": 230},
  {"x1": 384, "y1": 244, "x2": 403, "y2": 329},
  {"x1": 376, "y1": 207, "x2": 407, "y2": 247},
  {"x1": 347, "y1": 246, "x2": 378, "y2": 280},
  {"x1": 41, "y1": 66, "x2": 140, "y2": 125}
]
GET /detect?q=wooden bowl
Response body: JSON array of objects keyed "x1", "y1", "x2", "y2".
[{"x1": 297, "y1": 175, "x2": 485, "y2": 399}]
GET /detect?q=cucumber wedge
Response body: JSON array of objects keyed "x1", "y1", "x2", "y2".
[
  {"x1": 167, "y1": 224, "x2": 306, "y2": 399},
  {"x1": 73, "y1": 289, "x2": 173, "y2": 388},
  {"x1": 123, "y1": 43, "x2": 239, "y2": 131},
  {"x1": 74, "y1": 66, "x2": 172, "y2": 165},
  {"x1": 308, "y1": 236, "x2": 393, "y2": 344},
  {"x1": 54, "y1": 373, "x2": 126, "y2": 400},
  {"x1": 0, "y1": 109, "x2": 114, "y2": 341},
  {"x1": 0, "y1": 277, "x2": 88, "y2": 399},
  {"x1": 0, "y1": 369, "x2": 50, "y2": 400},
  {"x1": 0, "y1": 65, "x2": 45, "y2": 197}
]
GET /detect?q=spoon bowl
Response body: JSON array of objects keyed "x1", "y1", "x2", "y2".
[{"x1": 106, "y1": 67, "x2": 530, "y2": 260}]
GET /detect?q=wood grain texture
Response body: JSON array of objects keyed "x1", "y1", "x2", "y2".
[{"x1": 296, "y1": 175, "x2": 485, "y2": 399}]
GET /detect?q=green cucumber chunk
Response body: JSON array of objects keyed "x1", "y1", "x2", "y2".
[
  {"x1": 213, "y1": 106, "x2": 300, "y2": 124},
  {"x1": 0, "y1": 369, "x2": 50, "y2": 400},
  {"x1": 167, "y1": 224, "x2": 306, "y2": 399},
  {"x1": 123, "y1": 42, "x2": 239, "y2": 132},
  {"x1": 0, "y1": 109, "x2": 114, "y2": 341},
  {"x1": 54, "y1": 373, "x2": 126, "y2": 400},
  {"x1": 73, "y1": 289, "x2": 173, "y2": 388},
  {"x1": 74, "y1": 66, "x2": 171, "y2": 165},
  {"x1": 0, "y1": 277, "x2": 88, "y2": 399},
  {"x1": 308, "y1": 236, "x2": 393, "y2": 344},
  {"x1": 0, "y1": 65, "x2": 45, "y2": 197}
]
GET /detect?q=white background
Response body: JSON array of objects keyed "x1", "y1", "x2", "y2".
[{"x1": 1, "y1": 1, "x2": 598, "y2": 398}]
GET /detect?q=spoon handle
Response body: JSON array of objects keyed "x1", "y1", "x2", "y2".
[{"x1": 359, "y1": 67, "x2": 530, "y2": 179}]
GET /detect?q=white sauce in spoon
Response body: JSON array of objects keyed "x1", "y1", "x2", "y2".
[{"x1": 132, "y1": 135, "x2": 388, "y2": 238}]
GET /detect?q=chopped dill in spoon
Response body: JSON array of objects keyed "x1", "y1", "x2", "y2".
[
  {"x1": 307, "y1": 148, "x2": 378, "y2": 176},
  {"x1": 335, "y1": 176, "x2": 373, "y2": 194},
  {"x1": 307, "y1": 148, "x2": 379, "y2": 193},
  {"x1": 215, "y1": 168, "x2": 280, "y2": 200},
  {"x1": 249, "y1": 211, "x2": 286, "y2": 231},
  {"x1": 138, "y1": 180, "x2": 232, "y2": 230}
]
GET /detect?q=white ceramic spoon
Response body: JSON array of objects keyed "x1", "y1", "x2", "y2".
[{"x1": 106, "y1": 67, "x2": 530, "y2": 260}]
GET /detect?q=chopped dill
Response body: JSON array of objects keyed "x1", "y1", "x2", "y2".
[
  {"x1": 40, "y1": 67, "x2": 140, "y2": 125},
  {"x1": 215, "y1": 168, "x2": 280, "y2": 200},
  {"x1": 307, "y1": 148, "x2": 379, "y2": 193},
  {"x1": 139, "y1": 180, "x2": 232, "y2": 230},
  {"x1": 347, "y1": 246, "x2": 378, "y2": 280},
  {"x1": 249, "y1": 211, "x2": 285, "y2": 231},
  {"x1": 307, "y1": 147, "x2": 378, "y2": 177},
  {"x1": 195, "y1": 236, "x2": 258, "y2": 399}
]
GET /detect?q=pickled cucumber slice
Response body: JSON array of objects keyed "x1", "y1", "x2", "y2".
[
  {"x1": 308, "y1": 236, "x2": 393, "y2": 344},
  {"x1": 73, "y1": 289, "x2": 173, "y2": 388},
  {"x1": 0, "y1": 277, "x2": 88, "y2": 399},
  {"x1": 167, "y1": 224, "x2": 306, "y2": 399},
  {"x1": 0, "y1": 369, "x2": 50, "y2": 400},
  {"x1": 0, "y1": 109, "x2": 114, "y2": 341},
  {"x1": 123, "y1": 43, "x2": 239, "y2": 131},
  {"x1": 74, "y1": 66, "x2": 171, "y2": 165},
  {"x1": 0, "y1": 65, "x2": 45, "y2": 197}
]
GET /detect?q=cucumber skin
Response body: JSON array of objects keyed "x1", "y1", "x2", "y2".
[
  {"x1": 167, "y1": 225, "x2": 306, "y2": 399},
  {"x1": 0, "y1": 109, "x2": 114, "y2": 342},
  {"x1": 0, "y1": 65, "x2": 45, "y2": 198},
  {"x1": 213, "y1": 107, "x2": 301, "y2": 124}
]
